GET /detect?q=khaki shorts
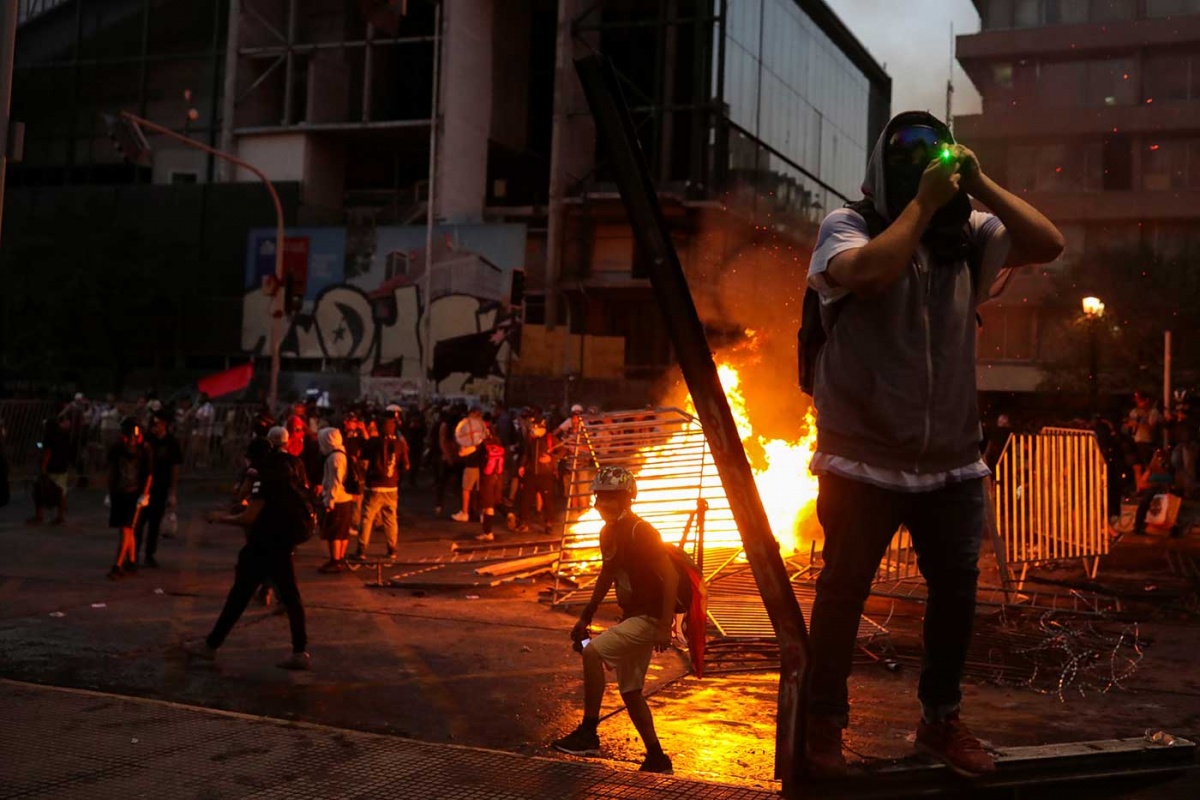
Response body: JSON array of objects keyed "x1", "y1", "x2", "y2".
[
  {"x1": 588, "y1": 614, "x2": 658, "y2": 694},
  {"x1": 462, "y1": 467, "x2": 481, "y2": 492}
]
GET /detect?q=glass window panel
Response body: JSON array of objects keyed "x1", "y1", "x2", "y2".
[
  {"x1": 1039, "y1": 61, "x2": 1086, "y2": 107},
  {"x1": 1144, "y1": 53, "x2": 1191, "y2": 102},
  {"x1": 1090, "y1": 0, "x2": 1137, "y2": 20},
  {"x1": 1010, "y1": 145, "x2": 1039, "y2": 191},
  {"x1": 986, "y1": 0, "x2": 1014, "y2": 29},
  {"x1": 1188, "y1": 140, "x2": 1200, "y2": 189},
  {"x1": 1085, "y1": 59, "x2": 1136, "y2": 107},
  {"x1": 1143, "y1": 140, "x2": 1189, "y2": 190},
  {"x1": 1015, "y1": 0, "x2": 1041, "y2": 27}
]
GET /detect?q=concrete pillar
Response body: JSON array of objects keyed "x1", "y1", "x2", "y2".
[{"x1": 436, "y1": 0, "x2": 494, "y2": 223}]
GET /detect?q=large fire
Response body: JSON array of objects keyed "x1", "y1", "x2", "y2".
[{"x1": 565, "y1": 352, "x2": 821, "y2": 556}]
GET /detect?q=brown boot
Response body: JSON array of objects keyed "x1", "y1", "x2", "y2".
[
  {"x1": 915, "y1": 714, "x2": 996, "y2": 778},
  {"x1": 804, "y1": 715, "x2": 847, "y2": 778}
]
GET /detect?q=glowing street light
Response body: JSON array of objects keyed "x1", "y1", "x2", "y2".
[{"x1": 1082, "y1": 296, "x2": 1105, "y2": 413}]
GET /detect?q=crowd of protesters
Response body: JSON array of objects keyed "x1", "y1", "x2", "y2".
[
  {"x1": 3, "y1": 389, "x2": 606, "y2": 578},
  {"x1": 982, "y1": 389, "x2": 1199, "y2": 536}
]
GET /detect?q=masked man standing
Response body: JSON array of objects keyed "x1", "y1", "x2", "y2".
[{"x1": 803, "y1": 111, "x2": 1063, "y2": 778}]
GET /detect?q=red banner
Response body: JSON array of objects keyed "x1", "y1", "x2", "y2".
[{"x1": 197, "y1": 362, "x2": 254, "y2": 399}]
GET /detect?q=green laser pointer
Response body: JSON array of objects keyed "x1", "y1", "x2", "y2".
[{"x1": 940, "y1": 147, "x2": 954, "y2": 162}]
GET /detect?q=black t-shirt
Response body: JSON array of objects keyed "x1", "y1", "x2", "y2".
[
  {"x1": 247, "y1": 453, "x2": 300, "y2": 550},
  {"x1": 108, "y1": 442, "x2": 153, "y2": 495},
  {"x1": 363, "y1": 435, "x2": 407, "y2": 488},
  {"x1": 147, "y1": 432, "x2": 183, "y2": 487},
  {"x1": 599, "y1": 512, "x2": 667, "y2": 619}
]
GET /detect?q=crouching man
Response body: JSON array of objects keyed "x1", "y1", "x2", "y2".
[{"x1": 551, "y1": 466, "x2": 677, "y2": 774}]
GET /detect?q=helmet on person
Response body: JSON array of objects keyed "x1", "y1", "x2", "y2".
[{"x1": 592, "y1": 466, "x2": 637, "y2": 500}]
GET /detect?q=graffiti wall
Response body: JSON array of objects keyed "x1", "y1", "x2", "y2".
[{"x1": 241, "y1": 223, "x2": 526, "y2": 395}]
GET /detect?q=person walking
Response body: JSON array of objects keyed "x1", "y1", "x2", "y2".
[
  {"x1": 106, "y1": 418, "x2": 154, "y2": 580},
  {"x1": 134, "y1": 410, "x2": 182, "y2": 568},
  {"x1": 185, "y1": 443, "x2": 312, "y2": 670},
  {"x1": 317, "y1": 427, "x2": 355, "y2": 573}
]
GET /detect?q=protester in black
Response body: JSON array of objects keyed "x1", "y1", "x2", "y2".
[
  {"x1": 30, "y1": 413, "x2": 73, "y2": 526},
  {"x1": 185, "y1": 447, "x2": 311, "y2": 670},
  {"x1": 355, "y1": 412, "x2": 409, "y2": 561},
  {"x1": 516, "y1": 416, "x2": 557, "y2": 533},
  {"x1": 107, "y1": 417, "x2": 153, "y2": 580},
  {"x1": 134, "y1": 410, "x2": 183, "y2": 568}
]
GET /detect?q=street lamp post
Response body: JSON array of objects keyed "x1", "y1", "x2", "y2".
[
  {"x1": 111, "y1": 111, "x2": 287, "y2": 412},
  {"x1": 1082, "y1": 296, "x2": 1105, "y2": 414}
]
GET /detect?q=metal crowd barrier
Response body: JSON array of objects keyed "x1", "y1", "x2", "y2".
[
  {"x1": 0, "y1": 399, "x2": 265, "y2": 481},
  {"x1": 993, "y1": 427, "x2": 1109, "y2": 584}
]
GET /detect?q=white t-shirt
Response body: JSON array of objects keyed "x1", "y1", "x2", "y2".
[{"x1": 805, "y1": 208, "x2": 1012, "y2": 492}]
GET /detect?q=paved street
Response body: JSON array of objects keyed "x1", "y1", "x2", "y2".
[
  {"x1": 0, "y1": 679, "x2": 778, "y2": 799},
  {"x1": 1, "y1": 482, "x2": 1199, "y2": 797}
]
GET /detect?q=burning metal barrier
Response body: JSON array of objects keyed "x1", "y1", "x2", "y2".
[{"x1": 551, "y1": 406, "x2": 888, "y2": 644}]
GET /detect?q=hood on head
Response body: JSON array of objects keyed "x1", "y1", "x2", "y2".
[
  {"x1": 318, "y1": 427, "x2": 343, "y2": 454},
  {"x1": 862, "y1": 110, "x2": 955, "y2": 223}
]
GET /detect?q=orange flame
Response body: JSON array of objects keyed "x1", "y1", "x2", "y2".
[{"x1": 566, "y1": 350, "x2": 820, "y2": 556}]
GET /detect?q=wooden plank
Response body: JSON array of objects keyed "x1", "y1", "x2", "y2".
[{"x1": 474, "y1": 552, "x2": 559, "y2": 577}]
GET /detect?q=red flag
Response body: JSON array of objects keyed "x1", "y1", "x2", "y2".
[{"x1": 197, "y1": 363, "x2": 254, "y2": 399}]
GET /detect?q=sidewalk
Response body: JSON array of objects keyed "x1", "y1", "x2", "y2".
[{"x1": 0, "y1": 679, "x2": 777, "y2": 800}]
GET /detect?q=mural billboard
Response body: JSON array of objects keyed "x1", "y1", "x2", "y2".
[{"x1": 241, "y1": 223, "x2": 526, "y2": 396}]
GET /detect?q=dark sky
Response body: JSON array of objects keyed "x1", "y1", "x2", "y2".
[{"x1": 825, "y1": 0, "x2": 984, "y2": 123}]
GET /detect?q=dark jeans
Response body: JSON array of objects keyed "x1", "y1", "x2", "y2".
[
  {"x1": 520, "y1": 474, "x2": 556, "y2": 526},
  {"x1": 206, "y1": 544, "x2": 307, "y2": 654},
  {"x1": 134, "y1": 490, "x2": 170, "y2": 561},
  {"x1": 809, "y1": 473, "x2": 985, "y2": 726},
  {"x1": 434, "y1": 459, "x2": 462, "y2": 509}
]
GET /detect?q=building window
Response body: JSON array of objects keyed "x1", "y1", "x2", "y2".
[
  {"x1": 1147, "y1": 0, "x2": 1200, "y2": 18},
  {"x1": 1083, "y1": 223, "x2": 1140, "y2": 256},
  {"x1": 1144, "y1": 52, "x2": 1198, "y2": 101},
  {"x1": 979, "y1": 308, "x2": 1037, "y2": 362},
  {"x1": 1009, "y1": 141, "x2": 1103, "y2": 192},
  {"x1": 1002, "y1": 0, "x2": 1135, "y2": 28},
  {"x1": 1141, "y1": 139, "x2": 1200, "y2": 190},
  {"x1": 523, "y1": 294, "x2": 546, "y2": 326},
  {"x1": 1088, "y1": 0, "x2": 1136, "y2": 21}
]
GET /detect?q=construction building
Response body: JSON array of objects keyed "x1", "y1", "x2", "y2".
[
  {"x1": 4, "y1": 0, "x2": 889, "y2": 405},
  {"x1": 957, "y1": 0, "x2": 1200, "y2": 397}
]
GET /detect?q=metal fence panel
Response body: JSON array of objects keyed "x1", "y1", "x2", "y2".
[{"x1": 994, "y1": 428, "x2": 1109, "y2": 566}]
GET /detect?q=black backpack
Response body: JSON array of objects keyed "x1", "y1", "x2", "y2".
[
  {"x1": 798, "y1": 199, "x2": 984, "y2": 396},
  {"x1": 276, "y1": 455, "x2": 319, "y2": 544},
  {"x1": 332, "y1": 449, "x2": 365, "y2": 495}
]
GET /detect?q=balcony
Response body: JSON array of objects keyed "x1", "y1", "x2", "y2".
[
  {"x1": 956, "y1": 100, "x2": 1200, "y2": 139},
  {"x1": 958, "y1": 14, "x2": 1200, "y2": 65},
  {"x1": 990, "y1": 189, "x2": 1200, "y2": 222}
]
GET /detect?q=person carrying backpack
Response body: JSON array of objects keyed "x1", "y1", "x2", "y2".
[
  {"x1": 801, "y1": 111, "x2": 1063, "y2": 779},
  {"x1": 474, "y1": 425, "x2": 507, "y2": 542},
  {"x1": 551, "y1": 467, "x2": 677, "y2": 775},
  {"x1": 355, "y1": 411, "x2": 410, "y2": 561},
  {"x1": 185, "y1": 441, "x2": 312, "y2": 671},
  {"x1": 316, "y1": 427, "x2": 356, "y2": 573}
]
